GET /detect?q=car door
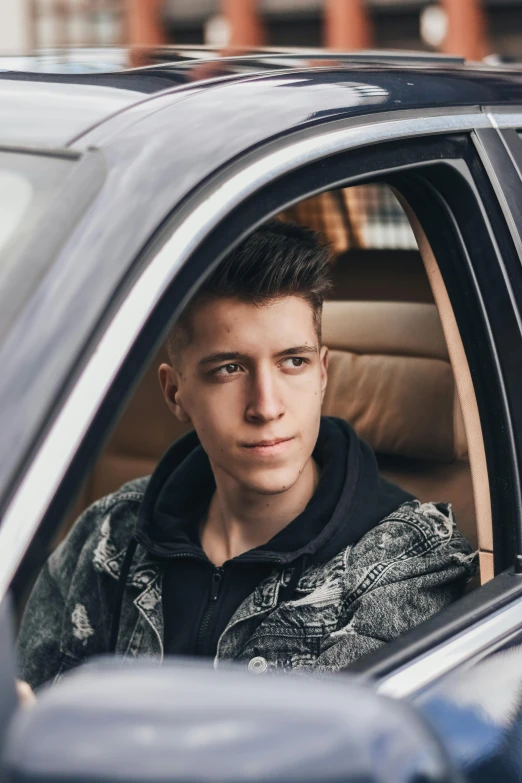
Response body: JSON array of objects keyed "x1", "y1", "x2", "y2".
[{"x1": 2, "y1": 104, "x2": 522, "y2": 700}]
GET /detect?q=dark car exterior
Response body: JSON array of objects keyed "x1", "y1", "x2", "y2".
[{"x1": 3, "y1": 47, "x2": 522, "y2": 781}]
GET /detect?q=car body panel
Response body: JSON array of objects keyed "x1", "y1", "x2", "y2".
[
  {"x1": 415, "y1": 645, "x2": 522, "y2": 782},
  {"x1": 3, "y1": 55, "x2": 522, "y2": 148}
]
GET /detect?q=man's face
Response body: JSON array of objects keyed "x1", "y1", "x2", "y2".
[{"x1": 159, "y1": 296, "x2": 328, "y2": 496}]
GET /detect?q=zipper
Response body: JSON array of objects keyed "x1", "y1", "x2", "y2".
[
  {"x1": 149, "y1": 550, "x2": 284, "y2": 566},
  {"x1": 140, "y1": 548, "x2": 284, "y2": 655},
  {"x1": 136, "y1": 535, "x2": 285, "y2": 567},
  {"x1": 195, "y1": 566, "x2": 224, "y2": 656}
]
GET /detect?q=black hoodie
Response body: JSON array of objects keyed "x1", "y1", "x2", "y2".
[{"x1": 125, "y1": 417, "x2": 412, "y2": 658}]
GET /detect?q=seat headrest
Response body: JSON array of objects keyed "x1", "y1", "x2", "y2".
[{"x1": 321, "y1": 301, "x2": 467, "y2": 463}]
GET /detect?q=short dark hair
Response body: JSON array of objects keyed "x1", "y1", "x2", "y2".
[{"x1": 166, "y1": 219, "x2": 332, "y2": 363}]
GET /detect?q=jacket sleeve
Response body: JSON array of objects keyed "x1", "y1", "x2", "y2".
[
  {"x1": 306, "y1": 502, "x2": 477, "y2": 673},
  {"x1": 16, "y1": 497, "x2": 112, "y2": 691},
  {"x1": 16, "y1": 559, "x2": 70, "y2": 691}
]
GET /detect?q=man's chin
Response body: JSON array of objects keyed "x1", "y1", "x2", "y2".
[{"x1": 235, "y1": 466, "x2": 303, "y2": 496}]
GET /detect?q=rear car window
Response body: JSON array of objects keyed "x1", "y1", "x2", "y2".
[
  {"x1": 0, "y1": 170, "x2": 33, "y2": 255},
  {"x1": 0, "y1": 150, "x2": 73, "y2": 275},
  {"x1": 0, "y1": 149, "x2": 88, "y2": 343}
]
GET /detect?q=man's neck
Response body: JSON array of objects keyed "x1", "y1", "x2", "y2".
[{"x1": 200, "y1": 458, "x2": 320, "y2": 566}]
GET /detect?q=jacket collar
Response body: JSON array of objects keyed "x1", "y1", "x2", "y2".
[{"x1": 101, "y1": 542, "x2": 161, "y2": 590}]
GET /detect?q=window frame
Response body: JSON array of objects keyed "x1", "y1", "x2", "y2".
[
  {"x1": 2, "y1": 111, "x2": 522, "y2": 696},
  {"x1": 474, "y1": 117, "x2": 522, "y2": 573}
]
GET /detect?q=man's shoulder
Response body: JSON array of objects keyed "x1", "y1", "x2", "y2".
[
  {"x1": 50, "y1": 476, "x2": 151, "y2": 574},
  {"x1": 98, "y1": 475, "x2": 151, "y2": 510},
  {"x1": 316, "y1": 499, "x2": 477, "y2": 599},
  {"x1": 379, "y1": 498, "x2": 455, "y2": 532},
  {"x1": 351, "y1": 499, "x2": 473, "y2": 563},
  {"x1": 81, "y1": 475, "x2": 150, "y2": 531}
]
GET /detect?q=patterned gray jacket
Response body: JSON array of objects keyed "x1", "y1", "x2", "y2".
[{"x1": 18, "y1": 476, "x2": 476, "y2": 690}]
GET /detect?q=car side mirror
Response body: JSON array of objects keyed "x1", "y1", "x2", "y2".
[{"x1": 3, "y1": 658, "x2": 457, "y2": 783}]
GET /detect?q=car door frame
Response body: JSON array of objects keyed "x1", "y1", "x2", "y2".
[
  {"x1": 3, "y1": 107, "x2": 522, "y2": 698},
  {"x1": 473, "y1": 115, "x2": 522, "y2": 572}
]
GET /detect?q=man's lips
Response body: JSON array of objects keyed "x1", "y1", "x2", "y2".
[{"x1": 241, "y1": 437, "x2": 294, "y2": 455}]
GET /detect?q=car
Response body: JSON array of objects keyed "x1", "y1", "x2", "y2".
[{"x1": 2, "y1": 46, "x2": 522, "y2": 782}]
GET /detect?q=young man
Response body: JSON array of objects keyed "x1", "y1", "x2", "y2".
[{"x1": 18, "y1": 220, "x2": 476, "y2": 690}]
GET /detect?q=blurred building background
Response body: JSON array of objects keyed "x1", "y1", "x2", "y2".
[{"x1": 1, "y1": 0, "x2": 522, "y2": 63}]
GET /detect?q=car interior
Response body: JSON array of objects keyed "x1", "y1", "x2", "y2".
[{"x1": 58, "y1": 181, "x2": 493, "y2": 596}]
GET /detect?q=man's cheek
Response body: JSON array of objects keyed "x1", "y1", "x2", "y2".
[{"x1": 191, "y1": 414, "x2": 229, "y2": 454}]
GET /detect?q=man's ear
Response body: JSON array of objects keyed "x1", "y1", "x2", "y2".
[
  {"x1": 319, "y1": 345, "x2": 328, "y2": 403},
  {"x1": 158, "y1": 363, "x2": 191, "y2": 423}
]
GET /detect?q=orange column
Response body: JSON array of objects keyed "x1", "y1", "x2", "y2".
[
  {"x1": 221, "y1": 0, "x2": 265, "y2": 48},
  {"x1": 440, "y1": 0, "x2": 488, "y2": 60},
  {"x1": 324, "y1": 0, "x2": 373, "y2": 51},
  {"x1": 55, "y1": 0, "x2": 68, "y2": 47},
  {"x1": 127, "y1": 0, "x2": 166, "y2": 48}
]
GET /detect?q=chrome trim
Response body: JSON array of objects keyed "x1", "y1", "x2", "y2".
[
  {"x1": 489, "y1": 111, "x2": 522, "y2": 130},
  {"x1": 0, "y1": 110, "x2": 514, "y2": 604},
  {"x1": 378, "y1": 595, "x2": 522, "y2": 698}
]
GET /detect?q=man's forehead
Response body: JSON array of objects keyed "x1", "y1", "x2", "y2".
[{"x1": 189, "y1": 295, "x2": 317, "y2": 347}]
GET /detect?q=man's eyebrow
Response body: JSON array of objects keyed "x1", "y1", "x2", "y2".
[
  {"x1": 198, "y1": 351, "x2": 246, "y2": 366},
  {"x1": 276, "y1": 345, "x2": 318, "y2": 357},
  {"x1": 198, "y1": 345, "x2": 318, "y2": 367}
]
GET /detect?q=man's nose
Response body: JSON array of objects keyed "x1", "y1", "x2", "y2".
[{"x1": 245, "y1": 368, "x2": 285, "y2": 424}]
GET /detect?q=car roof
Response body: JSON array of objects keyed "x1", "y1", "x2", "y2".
[{"x1": 3, "y1": 46, "x2": 522, "y2": 149}]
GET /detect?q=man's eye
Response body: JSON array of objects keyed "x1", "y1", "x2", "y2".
[
  {"x1": 282, "y1": 357, "x2": 306, "y2": 369},
  {"x1": 215, "y1": 363, "x2": 241, "y2": 376}
]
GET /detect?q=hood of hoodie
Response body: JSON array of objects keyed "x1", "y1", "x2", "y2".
[{"x1": 134, "y1": 416, "x2": 413, "y2": 568}]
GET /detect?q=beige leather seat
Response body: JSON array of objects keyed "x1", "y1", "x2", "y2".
[
  {"x1": 68, "y1": 299, "x2": 476, "y2": 553},
  {"x1": 70, "y1": 348, "x2": 191, "y2": 512},
  {"x1": 321, "y1": 301, "x2": 475, "y2": 549}
]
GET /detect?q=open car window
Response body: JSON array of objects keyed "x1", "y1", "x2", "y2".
[
  {"x1": 0, "y1": 151, "x2": 73, "y2": 293},
  {"x1": 16, "y1": 178, "x2": 488, "y2": 689}
]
